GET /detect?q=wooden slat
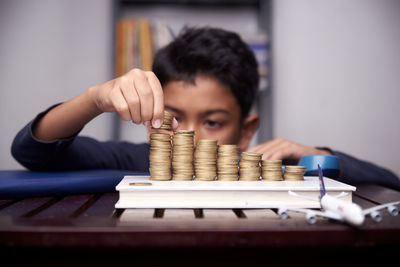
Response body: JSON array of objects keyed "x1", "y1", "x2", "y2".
[
  {"x1": 82, "y1": 193, "x2": 118, "y2": 217},
  {"x1": 285, "y1": 210, "x2": 308, "y2": 219},
  {"x1": 0, "y1": 199, "x2": 19, "y2": 211},
  {"x1": 203, "y1": 209, "x2": 237, "y2": 219},
  {"x1": 353, "y1": 195, "x2": 377, "y2": 209},
  {"x1": 242, "y1": 209, "x2": 278, "y2": 219},
  {"x1": 32, "y1": 195, "x2": 92, "y2": 218},
  {"x1": 119, "y1": 209, "x2": 155, "y2": 221},
  {"x1": 70, "y1": 194, "x2": 102, "y2": 218},
  {"x1": 23, "y1": 197, "x2": 62, "y2": 218},
  {"x1": 0, "y1": 197, "x2": 52, "y2": 217},
  {"x1": 353, "y1": 195, "x2": 400, "y2": 227},
  {"x1": 163, "y1": 209, "x2": 195, "y2": 219},
  {"x1": 0, "y1": 199, "x2": 11, "y2": 206},
  {"x1": 355, "y1": 184, "x2": 400, "y2": 204}
]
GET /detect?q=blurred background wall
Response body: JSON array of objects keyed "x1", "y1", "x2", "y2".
[
  {"x1": 0, "y1": 0, "x2": 114, "y2": 170},
  {"x1": 0, "y1": 0, "x2": 399, "y2": 177},
  {"x1": 272, "y1": 0, "x2": 400, "y2": 176}
]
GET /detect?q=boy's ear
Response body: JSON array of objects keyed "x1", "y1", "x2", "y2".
[{"x1": 238, "y1": 114, "x2": 259, "y2": 152}]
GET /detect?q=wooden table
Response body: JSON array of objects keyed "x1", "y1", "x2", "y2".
[{"x1": 1, "y1": 184, "x2": 399, "y2": 266}]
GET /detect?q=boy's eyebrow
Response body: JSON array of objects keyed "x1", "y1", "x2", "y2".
[
  {"x1": 204, "y1": 109, "x2": 230, "y2": 116},
  {"x1": 165, "y1": 106, "x2": 230, "y2": 116},
  {"x1": 165, "y1": 105, "x2": 183, "y2": 115}
]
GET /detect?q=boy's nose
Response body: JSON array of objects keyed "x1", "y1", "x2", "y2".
[{"x1": 178, "y1": 122, "x2": 195, "y2": 132}]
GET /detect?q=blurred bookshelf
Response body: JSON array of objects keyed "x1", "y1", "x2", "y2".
[{"x1": 111, "y1": 0, "x2": 272, "y2": 146}]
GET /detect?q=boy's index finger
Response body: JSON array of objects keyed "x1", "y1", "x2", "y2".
[{"x1": 145, "y1": 71, "x2": 164, "y2": 128}]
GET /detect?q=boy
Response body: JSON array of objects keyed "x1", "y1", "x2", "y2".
[{"x1": 11, "y1": 27, "x2": 400, "y2": 190}]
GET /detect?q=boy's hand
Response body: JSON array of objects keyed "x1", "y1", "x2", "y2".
[
  {"x1": 89, "y1": 68, "x2": 164, "y2": 128},
  {"x1": 247, "y1": 138, "x2": 331, "y2": 161}
]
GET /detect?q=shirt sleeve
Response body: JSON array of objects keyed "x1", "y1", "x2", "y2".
[
  {"x1": 11, "y1": 105, "x2": 150, "y2": 172},
  {"x1": 332, "y1": 150, "x2": 400, "y2": 190}
]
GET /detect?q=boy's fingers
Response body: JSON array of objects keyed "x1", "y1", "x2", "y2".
[
  {"x1": 247, "y1": 138, "x2": 284, "y2": 156},
  {"x1": 145, "y1": 71, "x2": 164, "y2": 128},
  {"x1": 249, "y1": 138, "x2": 321, "y2": 161},
  {"x1": 265, "y1": 141, "x2": 309, "y2": 161},
  {"x1": 263, "y1": 142, "x2": 291, "y2": 160},
  {"x1": 265, "y1": 144, "x2": 289, "y2": 160},
  {"x1": 110, "y1": 88, "x2": 132, "y2": 121},
  {"x1": 247, "y1": 143, "x2": 265, "y2": 153},
  {"x1": 171, "y1": 117, "x2": 179, "y2": 130},
  {"x1": 132, "y1": 69, "x2": 154, "y2": 123},
  {"x1": 120, "y1": 77, "x2": 142, "y2": 124}
]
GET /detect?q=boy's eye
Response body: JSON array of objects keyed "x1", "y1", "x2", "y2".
[{"x1": 205, "y1": 120, "x2": 222, "y2": 128}]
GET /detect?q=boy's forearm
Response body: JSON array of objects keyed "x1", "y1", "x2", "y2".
[{"x1": 33, "y1": 88, "x2": 102, "y2": 141}]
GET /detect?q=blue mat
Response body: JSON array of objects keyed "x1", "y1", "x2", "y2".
[
  {"x1": 0, "y1": 155, "x2": 339, "y2": 198},
  {"x1": 0, "y1": 170, "x2": 148, "y2": 198}
]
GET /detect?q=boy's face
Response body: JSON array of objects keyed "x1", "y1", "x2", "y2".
[{"x1": 163, "y1": 75, "x2": 242, "y2": 147}]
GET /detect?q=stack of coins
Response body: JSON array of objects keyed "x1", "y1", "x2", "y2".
[
  {"x1": 172, "y1": 130, "x2": 195, "y2": 180},
  {"x1": 283, "y1": 166, "x2": 306, "y2": 181},
  {"x1": 152, "y1": 110, "x2": 174, "y2": 130},
  {"x1": 149, "y1": 133, "x2": 172, "y2": 181},
  {"x1": 194, "y1": 139, "x2": 218, "y2": 181},
  {"x1": 261, "y1": 160, "x2": 283, "y2": 181},
  {"x1": 239, "y1": 152, "x2": 262, "y2": 181},
  {"x1": 217, "y1": 145, "x2": 239, "y2": 181}
]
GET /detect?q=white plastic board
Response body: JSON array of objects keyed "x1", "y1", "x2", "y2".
[{"x1": 115, "y1": 176, "x2": 356, "y2": 209}]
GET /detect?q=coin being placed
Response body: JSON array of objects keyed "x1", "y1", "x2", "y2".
[{"x1": 153, "y1": 110, "x2": 174, "y2": 130}]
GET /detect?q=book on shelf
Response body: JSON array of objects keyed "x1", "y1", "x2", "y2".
[
  {"x1": 138, "y1": 18, "x2": 153, "y2": 71},
  {"x1": 114, "y1": 17, "x2": 174, "y2": 76},
  {"x1": 115, "y1": 175, "x2": 356, "y2": 209},
  {"x1": 114, "y1": 17, "x2": 269, "y2": 90}
]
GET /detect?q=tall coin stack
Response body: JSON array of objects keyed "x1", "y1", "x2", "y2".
[
  {"x1": 217, "y1": 144, "x2": 239, "y2": 181},
  {"x1": 153, "y1": 110, "x2": 174, "y2": 130},
  {"x1": 172, "y1": 130, "x2": 195, "y2": 180},
  {"x1": 239, "y1": 152, "x2": 262, "y2": 181},
  {"x1": 149, "y1": 133, "x2": 172, "y2": 181},
  {"x1": 283, "y1": 166, "x2": 306, "y2": 181},
  {"x1": 261, "y1": 160, "x2": 283, "y2": 181},
  {"x1": 194, "y1": 140, "x2": 218, "y2": 181}
]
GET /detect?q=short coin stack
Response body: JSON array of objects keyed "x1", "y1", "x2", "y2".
[
  {"x1": 172, "y1": 130, "x2": 195, "y2": 180},
  {"x1": 217, "y1": 145, "x2": 239, "y2": 181},
  {"x1": 149, "y1": 133, "x2": 172, "y2": 181},
  {"x1": 283, "y1": 166, "x2": 306, "y2": 181},
  {"x1": 153, "y1": 110, "x2": 174, "y2": 130},
  {"x1": 239, "y1": 152, "x2": 262, "y2": 181},
  {"x1": 194, "y1": 140, "x2": 218, "y2": 181},
  {"x1": 261, "y1": 160, "x2": 283, "y2": 181}
]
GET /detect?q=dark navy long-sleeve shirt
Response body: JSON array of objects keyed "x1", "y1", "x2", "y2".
[{"x1": 11, "y1": 106, "x2": 400, "y2": 190}]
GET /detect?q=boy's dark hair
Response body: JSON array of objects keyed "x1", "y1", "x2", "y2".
[{"x1": 152, "y1": 27, "x2": 259, "y2": 120}]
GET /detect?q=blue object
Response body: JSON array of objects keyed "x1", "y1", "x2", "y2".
[
  {"x1": 298, "y1": 155, "x2": 340, "y2": 178},
  {"x1": 0, "y1": 170, "x2": 148, "y2": 198},
  {"x1": 0, "y1": 156, "x2": 339, "y2": 198}
]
